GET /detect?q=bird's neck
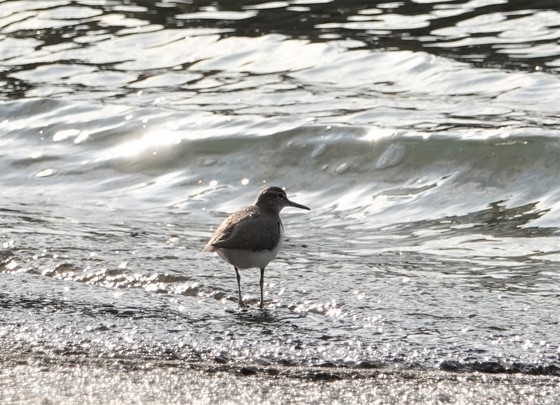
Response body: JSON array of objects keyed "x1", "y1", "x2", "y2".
[{"x1": 255, "y1": 203, "x2": 281, "y2": 216}]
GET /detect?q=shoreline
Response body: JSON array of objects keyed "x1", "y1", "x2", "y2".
[{"x1": 1, "y1": 353, "x2": 558, "y2": 404}]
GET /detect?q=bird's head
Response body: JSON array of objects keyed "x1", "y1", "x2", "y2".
[{"x1": 255, "y1": 186, "x2": 310, "y2": 214}]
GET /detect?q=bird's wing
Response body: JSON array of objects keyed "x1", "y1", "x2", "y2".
[{"x1": 204, "y1": 206, "x2": 280, "y2": 252}]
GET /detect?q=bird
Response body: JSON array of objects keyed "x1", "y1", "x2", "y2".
[{"x1": 203, "y1": 186, "x2": 310, "y2": 308}]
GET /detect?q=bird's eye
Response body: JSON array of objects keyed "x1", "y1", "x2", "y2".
[{"x1": 278, "y1": 193, "x2": 285, "y2": 199}]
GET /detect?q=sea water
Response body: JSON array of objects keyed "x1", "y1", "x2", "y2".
[{"x1": 1, "y1": 0, "x2": 559, "y2": 376}]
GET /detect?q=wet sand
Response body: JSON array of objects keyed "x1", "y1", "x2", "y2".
[{"x1": 1, "y1": 353, "x2": 558, "y2": 404}]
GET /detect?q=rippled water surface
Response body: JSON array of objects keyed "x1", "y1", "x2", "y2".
[{"x1": 1, "y1": 0, "x2": 560, "y2": 378}]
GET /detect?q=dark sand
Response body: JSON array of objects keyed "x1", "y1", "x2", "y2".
[{"x1": 1, "y1": 353, "x2": 558, "y2": 404}]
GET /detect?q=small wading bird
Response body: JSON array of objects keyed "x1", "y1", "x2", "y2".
[{"x1": 203, "y1": 186, "x2": 310, "y2": 308}]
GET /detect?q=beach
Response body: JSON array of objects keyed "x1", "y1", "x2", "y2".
[
  {"x1": 1, "y1": 1, "x2": 560, "y2": 403},
  {"x1": 2, "y1": 352, "x2": 559, "y2": 405}
]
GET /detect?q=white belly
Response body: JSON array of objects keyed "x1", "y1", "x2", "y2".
[{"x1": 215, "y1": 225, "x2": 284, "y2": 269}]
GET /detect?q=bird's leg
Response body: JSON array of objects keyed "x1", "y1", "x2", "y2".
[
  {"x1": 259, "y1": 267, "x2": 265, "y2": 309},
  {"x1": 234, "y1": 267, "x2": 246, "y2": 307}
]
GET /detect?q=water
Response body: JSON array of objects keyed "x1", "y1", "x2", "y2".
[{"x1": 1, "y1": 0, "x2": 560, "y2": 382}]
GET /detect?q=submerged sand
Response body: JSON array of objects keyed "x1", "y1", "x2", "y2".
[{"x1": 1, "y1": 353, "x2": 558, "y2": 404}]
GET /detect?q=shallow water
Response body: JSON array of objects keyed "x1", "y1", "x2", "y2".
[{"x1": 1, "y1": 0, "x2": 560, "y2": 377}]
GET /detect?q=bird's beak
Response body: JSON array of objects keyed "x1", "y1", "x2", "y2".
[{"x1": 288, "y1": 199, "x2": 310, "y2": 210}]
